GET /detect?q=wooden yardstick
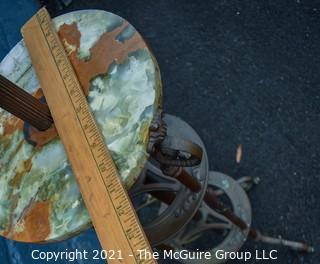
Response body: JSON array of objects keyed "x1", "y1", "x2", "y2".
[{"x1": 21, "y1": 8, "x2": 157, "y2": 264}]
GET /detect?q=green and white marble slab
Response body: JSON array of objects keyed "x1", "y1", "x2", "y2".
[{"x1": 0, "y1": 10, "x2": 162, "y2": 242}]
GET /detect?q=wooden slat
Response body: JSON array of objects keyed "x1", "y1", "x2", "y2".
[{"x1": 0, "y1": 74, "x2": 53, "y2": 131}]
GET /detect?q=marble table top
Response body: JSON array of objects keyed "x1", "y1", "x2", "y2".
[{"x1": 0, "y1": 10, "x2": 162, "y2": 243}]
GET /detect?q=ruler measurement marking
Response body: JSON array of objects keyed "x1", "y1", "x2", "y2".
[{"x1": 36, "y1": 14, "x2": 145, "y2": 262}]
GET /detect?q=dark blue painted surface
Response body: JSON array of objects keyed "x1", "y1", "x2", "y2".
[
  {"x1": 0, "y1": 0, "x2": 38, "y2": 60},
  {"x1": 1, "y1": 229, "x2": 104, "y2": 264},
  {"x1": 0, "y1": 1, "x2": 104, "y2": 263}
]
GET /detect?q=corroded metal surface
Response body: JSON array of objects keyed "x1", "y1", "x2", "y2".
[
  {"x1": 0, "y1": 10, "x2": 162, "y2": 243},
  {"x1": 130, "y1": 114, "x2": 209, "y2": 246},
  {"x1": 173, "y1": 172, "x2": 252, "y2": 264}
]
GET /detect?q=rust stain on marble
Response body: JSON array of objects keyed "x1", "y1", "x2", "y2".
[
  {"x1": 9, "y1": 158, "x2": 33, "y2": 187},
  {"x1": 59, "y1": 22, "x2": 81, "y2": 53},
  {"x1": 58, "y1": 21, "x2": 146, "y2": 96},
  {"x1": 12, "y1": 201, "x2": 52, "y2": 242},
  {"x1": 3, "y1": 117, "x2": 23, "y2": 136}
]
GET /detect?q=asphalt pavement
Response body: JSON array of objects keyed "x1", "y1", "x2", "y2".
[{"x1": 0, "y1": 1, "x2": 319, "y2": 263}]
